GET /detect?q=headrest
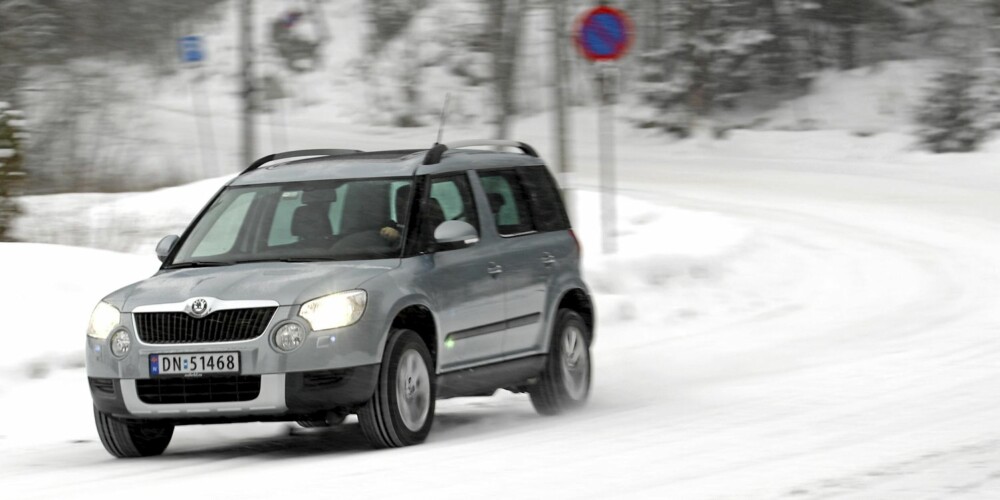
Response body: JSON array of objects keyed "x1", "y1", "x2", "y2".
[
  {"x1": 487, "y1": 192, "x2": 505, "y2": 214},
  {"x1": 291, "y1": 204, "x2": 333, "y2": 240}
]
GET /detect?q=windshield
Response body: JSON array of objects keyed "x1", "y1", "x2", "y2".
[{"x1": 168, "y1": 178, "x2": 413, "y2": 266}]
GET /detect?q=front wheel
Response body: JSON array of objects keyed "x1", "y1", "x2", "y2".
[
  {"x1": 94, "y1": 408, "x2": 174, "y2": 458},
  {"x1": 529, "y1": 309, "x2": 592, "y2": 415},
  {"x1": 358, "y1": 329, "x2": 435, "y2": 448}
]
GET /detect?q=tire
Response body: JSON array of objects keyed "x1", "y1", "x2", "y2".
[
  {"x1": 93, "y1": 407, "x2": 174, "y2": 458},
  {"x1": 358, "y1": 328, "x2": 436, "y2": 448},
  {"x1": 529, "y1": 309, "x2": 592, "y2": 416}
]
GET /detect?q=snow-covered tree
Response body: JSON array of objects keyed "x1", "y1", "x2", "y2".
[
  {"x1": 981, "y1": 69, "x2": 1000, "y2": 131},
  {"x1": 0, "y1": 0, "x2": 61, "y2": 97},
  {"x1": 489, "y1": 0, "x2": 525, "y2": 140},
  {"x1": 637, "y1": 0, "x2": 778, "y2": 133},
  {"x1": 0, "y1": 102, "x2": 26, "y2": 241},
  {"x1": 916, "y1": 67, "x2": 986, "y2": 153}
]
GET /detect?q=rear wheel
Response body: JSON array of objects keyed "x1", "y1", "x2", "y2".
[
  {"x1": 529, "y1": 309, "x2": 592, "y2": 415},
  {"x1": 358, "y1": 328, "x2": 435, "y2": 448},
  {"x1": 93, "y1": 407, "x2": 174, "y2": 458}
]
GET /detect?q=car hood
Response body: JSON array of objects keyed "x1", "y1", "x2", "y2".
[{"x1": 119, "y1": 260, "x2": 396, "y2": 312}]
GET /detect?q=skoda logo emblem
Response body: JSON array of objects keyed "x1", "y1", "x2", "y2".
[{"x1": 190, "y1": 298, "x2": 209, "y2": 318}]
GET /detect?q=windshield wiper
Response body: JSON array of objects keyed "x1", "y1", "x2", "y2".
[
  {"x1": 255, "y1": 257, "x2": 341, "y2": 263},
  {"x1": 165, "y1": 261, "x2": 234, "y2": 269}
]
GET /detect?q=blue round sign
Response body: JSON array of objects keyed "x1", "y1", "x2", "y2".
[{"x1": 575, "y1": 6, "x2": 633, "y2": 62}]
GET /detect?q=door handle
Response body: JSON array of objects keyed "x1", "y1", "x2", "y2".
[
  {"x1": 487, "y1": 263, "x2": 504, "y2": 275},
  {"x1": 541, "y1": 253, "x2": 556, "y2": 266}
]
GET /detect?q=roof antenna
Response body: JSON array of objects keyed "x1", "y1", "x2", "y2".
[{"x1": 435, "y1": 93, "x2": 451, "y2": 145}]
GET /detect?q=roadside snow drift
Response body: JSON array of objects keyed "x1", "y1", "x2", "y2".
[{"x1": 0, "y1": 244, "x2": 158, "y2": 379}]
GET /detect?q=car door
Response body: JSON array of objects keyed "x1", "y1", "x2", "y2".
[
  {"x1": 409, "y1": 173, "x2": 506, "y2": 372},
  {"x1": 476, "y1": 168, "x2": 552, "y2": 359}
]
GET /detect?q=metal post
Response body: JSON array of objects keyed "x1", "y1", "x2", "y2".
[
  {"x1": 598, "y1": 64, "x2": 617, "y2": 254},
  {"x1": 190, "y1": 68, "x2": 217, "y2": 177},
  {"x1": 239, "y1": 0, "x2": 256, "y2": 167},
  {"x1": 552, "y1": 0, "x2": 572, "y2": 218}
]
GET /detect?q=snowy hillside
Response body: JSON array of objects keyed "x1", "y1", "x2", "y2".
[{"x1": 12, "y1": 0, "x2": 999, "y2": 193}]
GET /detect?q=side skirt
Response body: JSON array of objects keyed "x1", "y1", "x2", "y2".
[{"x1": 436, "y1": 355, "x2": 546, "y2": 399}]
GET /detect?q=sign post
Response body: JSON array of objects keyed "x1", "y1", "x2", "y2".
[
  {"x1": 178, "y1": 35, "x2": 216, "y2": 177},
  {"x1": 574, "y1": 5, "x2": 632, "y2": 255}
]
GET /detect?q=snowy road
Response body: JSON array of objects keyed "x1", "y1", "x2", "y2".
[{"x1": 3, "y1": 149, "x2": 1000, "y2": 499}]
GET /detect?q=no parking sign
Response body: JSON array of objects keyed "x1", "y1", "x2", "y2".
[{"x1": 574, "y1": 6, "x2": 633, "y2": 62}]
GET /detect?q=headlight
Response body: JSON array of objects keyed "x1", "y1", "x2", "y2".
[
  {"x1": 299, "y1": 290, "x2": 367, "y2": 331},
  {"x1": 110, "y1": 330, "x2": 131, "y2": 357},
  {"x1": 87, "y1": 302, "x2": 121, "y2": 339},
  {"x1": 273, "y1": 323, "x2": 305, "y2": 352}
]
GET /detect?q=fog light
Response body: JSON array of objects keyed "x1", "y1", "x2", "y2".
[
  {"x1": 274, "y1": 323, "x2": 304, "y2": 352},
  {"x1": 110, "y1": 330, "x2": 131, "y2": 357}
]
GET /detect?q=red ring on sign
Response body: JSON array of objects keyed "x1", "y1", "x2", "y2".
[{"x1": 574, "y1": 6, "x2": 634, "y2": 62}]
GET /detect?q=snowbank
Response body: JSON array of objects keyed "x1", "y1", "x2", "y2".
[
  {"x1": 14, "y1": 176, "x2": 231, "y2": 254},
  {"x1": 572, "y1": 189, "x2": 750, "y2": 297},
  {"x1": 762, "y1": 60, "x2": 943, "y2": 134},
  {"x1": 0, "y1": 244, "x2": 158, "y2": 382}
]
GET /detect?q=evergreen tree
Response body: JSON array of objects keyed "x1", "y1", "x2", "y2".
[
  {"x1": 796, "y1": 0, "x2": 915, "y2": 71},
  {"x1": 916, "y1": 67, "x2": 986, "y2": 153},
  {"x1": 637, "y1": 0, "x2": 778, "y2": 133},
  {"x1": 489, "y1": 0, "x2": 525, "y2": 140},
  {"x1": 0, "y1": 102, "x2": 26, "y2": 241},
  {"x1": 0, "y1": 0, "x2": 61, "y2": 97}
]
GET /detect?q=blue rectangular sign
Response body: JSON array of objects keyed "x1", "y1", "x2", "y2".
[{"x1": 178, "y1": 35, "x2": 204, "y2": 63}]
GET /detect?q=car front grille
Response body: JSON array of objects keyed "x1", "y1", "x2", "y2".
[
  {"x1": 136, "y1": 375, "x2": 262, "y2": 404},
  {"x1": 134, "y1": 308, "x2": 276, "y2": 344}
]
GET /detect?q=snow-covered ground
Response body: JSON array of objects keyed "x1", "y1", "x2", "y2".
[
  {"x1": 5, "y1": 1, "x2": 1000, "y2": 494},
  {"x1": 3, "y1": 123, "x2": 1000, "y2": 498},
  {"x1": 0, "y1": 245, "x2": 158, "y2": 379}
]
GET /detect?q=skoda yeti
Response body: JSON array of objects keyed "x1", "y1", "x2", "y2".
[{"x1": 86, "y1": 140, "x2": 594, "y2": 457}]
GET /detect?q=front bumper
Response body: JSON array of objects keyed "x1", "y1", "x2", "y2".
[
  {"x1": 86, "y1": 306, "x2": 385, "y2": 379},
  {"x1": 86, "y1": 304, "x2": 385, "y2": 421},
  {"x1": 89, "y1": 365, "x2": 379, "y2": 421}
]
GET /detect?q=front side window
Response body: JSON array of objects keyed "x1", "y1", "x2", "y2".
[
  {"x1": 430, "y1": 174, "x2": 479, "y2": 232},
  {"x1": 169, "y1": 177, "x2": 413, "y2": 266},
  {"x1": 409, "y1": 174, "x2": 479, "y2": 253}
]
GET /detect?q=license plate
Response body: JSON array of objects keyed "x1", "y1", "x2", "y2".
[{"x1": 150, "y1": 352, "x2": 240, "y2": 376}]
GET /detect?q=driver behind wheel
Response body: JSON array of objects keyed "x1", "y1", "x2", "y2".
[{"x1": 381, "y1": 185, "x2": 411, "y2": 244}]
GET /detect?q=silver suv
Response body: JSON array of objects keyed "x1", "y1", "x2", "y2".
[{"x1": 86, "y1": 140, "x2": 594, "y2": 457}]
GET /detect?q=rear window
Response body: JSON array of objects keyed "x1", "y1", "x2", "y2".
[
  {"x1": 518, "y1": 166, "x2": 570, "y2": 232},
  {"x1": 478, "y1": 166, "x2": 569, "y2": 237}
]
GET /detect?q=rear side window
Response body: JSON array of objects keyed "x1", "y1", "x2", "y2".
[
  {"x1": 478, "y1": 170, "x2": 535, "y2": 236},
  {"x1": 518, "y1": 166, "x2": 570, "y2": 232}
]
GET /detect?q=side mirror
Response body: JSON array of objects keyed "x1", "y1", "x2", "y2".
[
  {"x1": 155, "y1": 235, "x2": 180, "y2": 262},
  {"x1": 434, "y1": 221, "x2": 479, "y2": 245}
]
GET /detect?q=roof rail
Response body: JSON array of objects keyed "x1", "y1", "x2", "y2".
[
  {"x1": 242, "y1": 149, "x2": 363, "y2": 174},
  {"x1": 422, "y1": 140, "x2": 539, "y2": 165}
]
